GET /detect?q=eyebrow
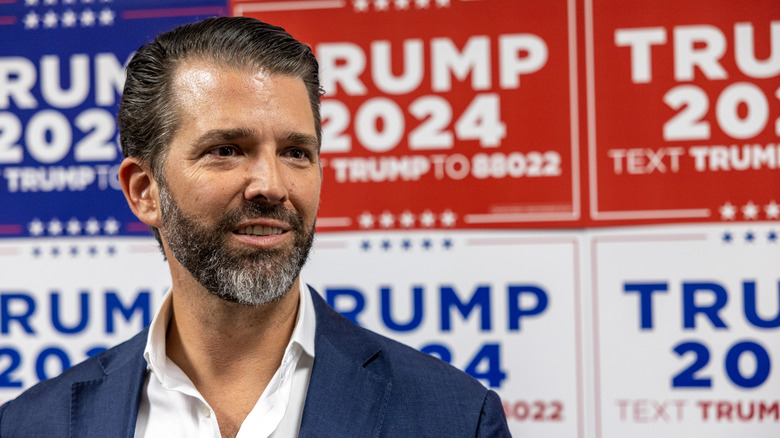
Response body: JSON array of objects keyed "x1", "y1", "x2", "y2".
[
  {"x1": 192, "y1": 128, "x2": 258, "y2": 148},
  {"x1": 282, "y1": 131, "x2": 320, "y2": 150},
  {"x1": 190, "y1": 128, "x2": 320, "y2": 153}
]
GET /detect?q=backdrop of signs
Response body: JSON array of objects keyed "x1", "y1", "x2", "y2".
[{"x1": 1, "y1": 0, "x2": 778, "y2": 436}]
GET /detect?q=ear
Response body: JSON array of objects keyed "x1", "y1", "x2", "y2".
[{"x1": 118, "y1": 157, "x2": 161, "y2": 228}]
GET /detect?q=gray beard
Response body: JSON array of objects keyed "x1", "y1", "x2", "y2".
[{"x1": 158, "y1": 185, "x2": 315, "y2": 307}]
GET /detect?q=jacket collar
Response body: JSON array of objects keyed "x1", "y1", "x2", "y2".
[{"x1": 299, "y1": 287, "x2": 391, "y2": 437}]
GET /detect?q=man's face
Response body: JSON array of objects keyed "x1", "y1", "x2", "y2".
[{"x1": 156, "y1": 60, "x2": 321, "y2": 306}]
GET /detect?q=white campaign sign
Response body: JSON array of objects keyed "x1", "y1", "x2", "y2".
[
  {"x1": 591, "y1": 224, "x2": 780, "y2": 437},
  {"x1": 0, "y1": 237, "x2": 169, "y2": 402},
  {"x1": 303, "y1": 230, "x2": 583, "y2": 437}
]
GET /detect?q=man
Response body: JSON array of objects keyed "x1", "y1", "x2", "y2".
[{"x1": 0, "y1": 17, "x2": 510, "y2": 437}]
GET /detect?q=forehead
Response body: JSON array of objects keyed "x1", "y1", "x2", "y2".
[
  {"x1": 170, "y1": 58, "x2": 304, "y2": 108},
  {"x1": 167, "y1": 59, "x2": 316, "y2": 144}
]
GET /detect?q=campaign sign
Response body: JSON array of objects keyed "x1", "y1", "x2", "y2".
[
  {"x1": 587, "y1": 0, "x2": 780, "y2": 224},
  {"x1": 302, "y1": 230, "x2": 584, "y2": 437},
  {"x1": 0, "y1": 0, "x2": 226, "y2": 240},
  {"x1": 591, "y1": 224, "x2": 780, "y2": 437},
  {"x1": 233, "y1": 0, "x2": 581, "y2": 231}
]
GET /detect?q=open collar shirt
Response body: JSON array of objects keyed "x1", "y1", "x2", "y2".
[{"x1": 134, "y1": 281, "x2": 316, "y2": 438}]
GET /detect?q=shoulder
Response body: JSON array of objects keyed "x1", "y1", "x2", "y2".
[
  {"x1": 374, "y1": 328, "x2": 488, "y2": 396},
  {"x1": 0, "y1": 329, "x2": 148, "y2": 433},
  {"x1": 356, "y1": 330, "x2": 509, "y2": 435},
  {"x1": 308, "y1": 287, "x2": 510, "y2": 436},
  {"x1": 310, "y1": 287, "x2": 485, "y2": 395}
]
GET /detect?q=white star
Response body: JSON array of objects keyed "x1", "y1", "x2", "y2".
[
  {"x1": 358, "y1": 212, "x2": 374, "y2": 229},
  {"x1": 100, "y1": 0, "x2": 112, "y2": 2},
  {"x1": 81, "y1": 0, "x2": 94, "y2": 3},
  {"x1": 434, "y1": 0, "x2": 450, "y2": 6},
  {"x1": 44, "y1": 0, "x2": 57, "y2": 5},
  {"x1": 414, "y1": 0, "x2": 429, "y2": 8},
  {"x1": 98, "y1": 7, "x2": 114, "y2": 26},
  {"x1": 395, "y1": 0, "x2": 410, "y2": 9},
  {"x1": 399, "y1": 211, "x2": 415, "y2": 228},
  {"x1": 80, "y1": 9, "x2": 95, "y2": 27},
  {"x1": 25, "y1": 0, "x2": 38, "y2": 6},
  {"x1": 29, "y1": 218, "x2": 44, "y2": 237},
  {"x1": 42, "y1": 10, "x2": 58, "y2": 28},
  {"x1": 374, "y1": 0, "x2": 389, "y2": 10},
  {"x1": 24, "y1": 11, "x2": 39, "y2": 29},
  {"x1": 440, "y1": 210, "x2": 456, "y2": 227},
  {"x1": 48, "y1": 218, "x2": 63, "y2": 236},
  {"x1": 379, "y1": 211, "x2": 395, "y2": 228},
  {"x1": 742, "y1": 201, "x2": 759, "y2": 220},
  {"x1": 765, "y1": 201, "x2": 780, "y2": 220},
  {"x1": 67, "y1": 218, "x2": 82, "y2": 235},
  {"x1": 61, "y1": 9, "x2": 77, "y2": 27},
  {"x1": 420, "y1": 210, "x2": 436, "y2": 228},
  {"x1": 85, "y1": 217, "x2": 101, "y2": 235},
  {"x1": 104, "y1": 217, "x2": 120, "y2": 235},
  {"x1": 719, "y1": 202, "x2": 736, "y2": 221},
  {"x1": 353, "y1": 0, "x2": 369, "y2": 11},
  {"x1": 62, "y1": 0, "x2": 76, "y2": 4}
]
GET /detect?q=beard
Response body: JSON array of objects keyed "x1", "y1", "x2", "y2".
[{"x1": 158, "y1": 185, "x2": 315, "y2": 307}]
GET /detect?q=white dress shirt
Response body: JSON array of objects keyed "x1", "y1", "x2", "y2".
[{"x1": 134, "y1": 281, "x2": 316, "y2": 437}]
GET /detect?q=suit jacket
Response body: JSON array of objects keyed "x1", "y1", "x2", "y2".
[{"x1": 0, "y1": 287, "x2": 510, "y2": 437}]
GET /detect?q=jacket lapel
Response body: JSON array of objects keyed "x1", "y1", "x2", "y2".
[
  {"x1": 70, "y1": 330, "x2": 149, "y2": 438},
  {"x1": 299, "y1": 288, "x2": 391, "y2": 437}
]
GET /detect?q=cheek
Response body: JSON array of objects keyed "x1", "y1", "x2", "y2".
[
  {"x1": 177, "y1": 178, "x2": 244, "y2": 213},
  {"x1": 289, "y1": 176, "x2": 321, "y2": 215}
]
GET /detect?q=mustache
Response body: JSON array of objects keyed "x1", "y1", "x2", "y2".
[{"x1": 216, "y1": 202, "x2": 304, "y2": 232}]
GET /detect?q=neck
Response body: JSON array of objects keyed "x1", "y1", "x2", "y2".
[
  {"x1": 166, "y1": 275, "x2": 301, "y2": 380},
  {"x1": 164, "y1": 267, "x2": 301, "y2": 429}
]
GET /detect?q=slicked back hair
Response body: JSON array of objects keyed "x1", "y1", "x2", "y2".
[{"x1": 117, "y1": 16, "x2": 322, "y2": 248}]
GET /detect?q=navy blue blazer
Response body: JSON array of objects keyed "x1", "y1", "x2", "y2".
[{"x1": 0, "y1": 287, "x2": 510, "y2": 437}]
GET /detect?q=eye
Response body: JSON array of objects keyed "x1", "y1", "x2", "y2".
[
  {"x1": 208, "y1": 146, "x2": 239, "y2": 157},
  {"x1": 285, "y1": 148, "x2": 311, "y2": 160}
]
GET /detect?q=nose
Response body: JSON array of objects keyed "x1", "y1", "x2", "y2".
[{"x1": 243, "y1": 150, "x2": 288, "y2": 204}]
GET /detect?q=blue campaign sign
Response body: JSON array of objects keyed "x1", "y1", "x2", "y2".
[{"x1": 0, "y1": 0, "x2": 226, "y2": 239}]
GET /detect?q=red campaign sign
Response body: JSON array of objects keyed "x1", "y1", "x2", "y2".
[
  {"x1": 232, "y1": 0, "x2": 578, "y2": 231},
  {"x1": 587, "y1": 0, "x2": 780, "y2": 225}
]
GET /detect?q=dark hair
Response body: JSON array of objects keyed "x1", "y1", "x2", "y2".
[{"x1": 117, "y1": 16, "x2": 323, "y2": 247}]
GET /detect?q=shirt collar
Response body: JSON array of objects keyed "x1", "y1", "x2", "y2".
[
  {"x1": 143, "y1": 279, "x2": 316, "y2": 387},
  {"x1": 291, "y1": 281, "x2": 316, "y2": 358}
]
